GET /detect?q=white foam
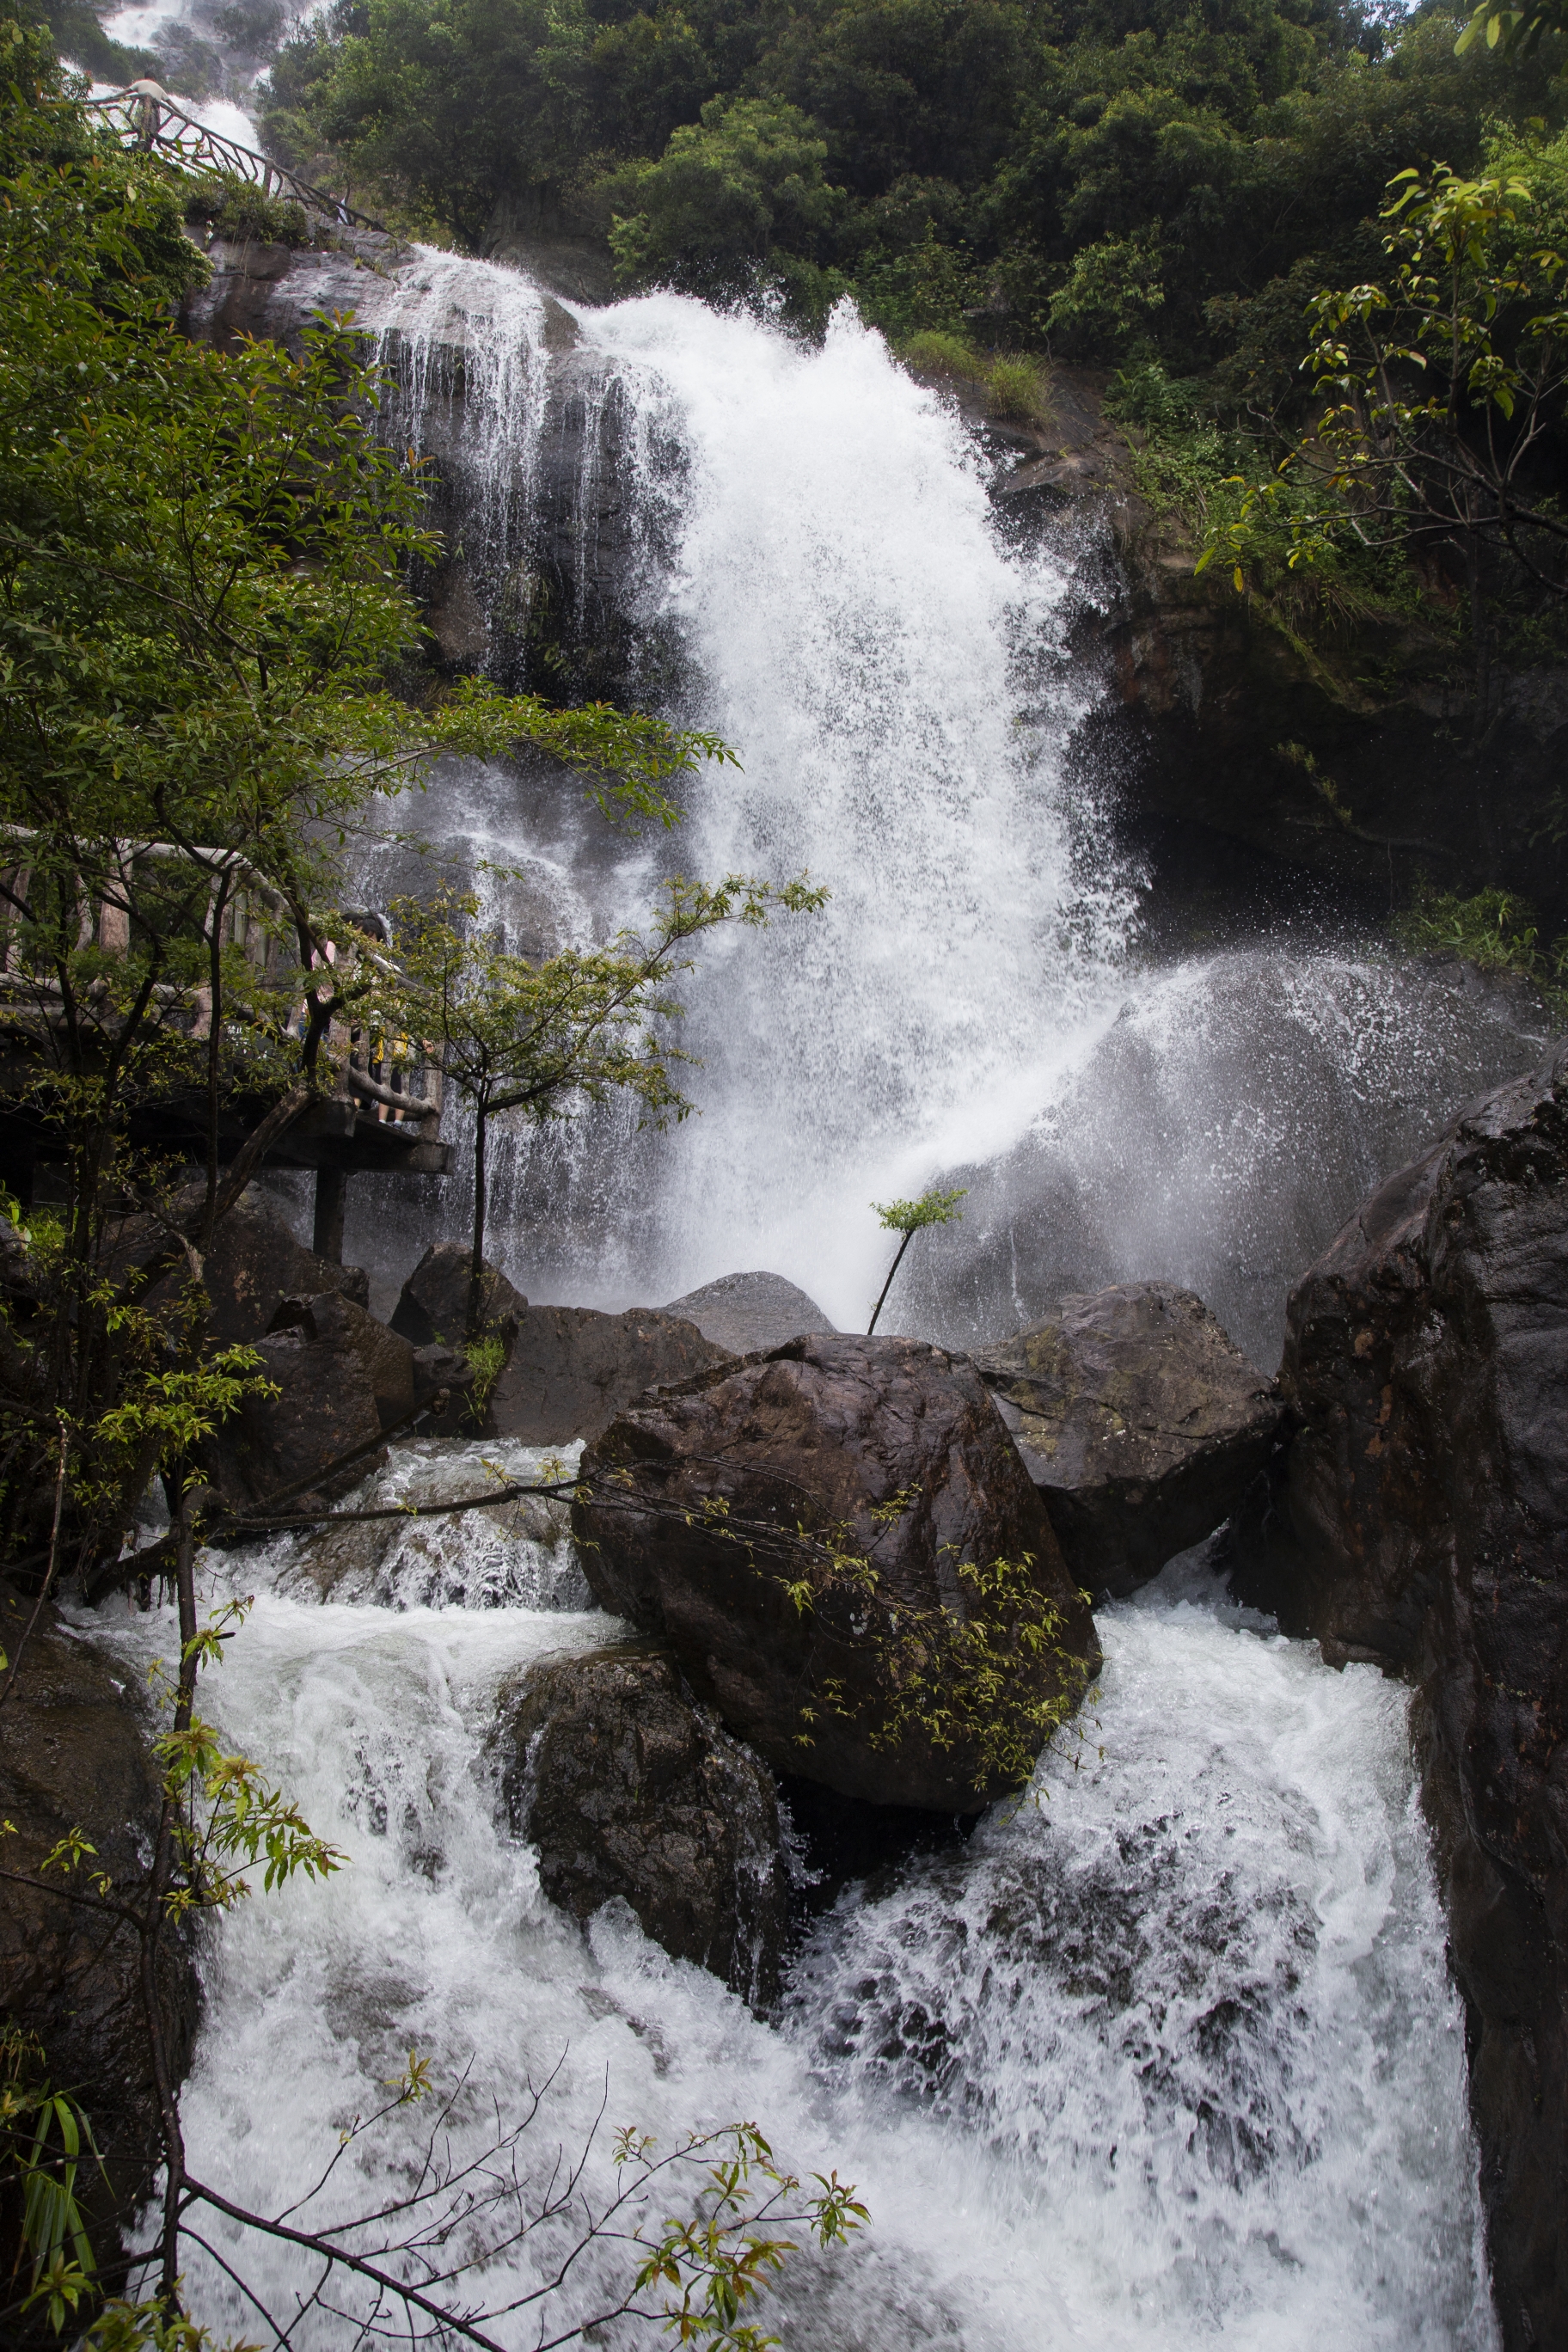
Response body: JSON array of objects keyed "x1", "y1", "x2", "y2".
[{"x1": 81, "y1": 1526, "x2": 1495, "y2": 2349}]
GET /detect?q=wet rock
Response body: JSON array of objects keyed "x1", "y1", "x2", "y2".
[
  {"x1": 974, "y1": 1283, "x2": 1281, "y2": 1596},
  {"x1": 390, "y1": 1243, "x2": 525, "y2": 1350},
  {"x1": 144, "y1": 1185, "x2": 369, "y2": 1344},
  {"x1": 0, "y1": 1585, "x2": 199, "y2": 2252},
  {"x1": 277, "y1": 1437, "x2": 588, "y2": 1609},
  {"x1": 490, "y1": 1304, "x2": 735, "y2": 1443},
  {"x1": 1231, "y1": 1044, "x2": 1568, "y2": 2352},
  {"x1": 271, "y1": 1289, "x2": 420, "y2": 1430},
  {"x1": 660, "y1": 1270, "x2": 836, "y2": 1356},
  {"x1": 501, "y1": 1646, "x2": 788, "y2": 2006},
  {"x1": 574, "y1": 1333, "x2": 1099, "y2": 1814},
  {"x1": 197, "y1": 1314, "x2": 386, "y2": 1516}
]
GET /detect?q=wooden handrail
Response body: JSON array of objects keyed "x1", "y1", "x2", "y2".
[{"x1": 78, "y1": 85, "x2": 386, "y2": 235}]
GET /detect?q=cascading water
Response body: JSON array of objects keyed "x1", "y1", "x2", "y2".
[
  {"x1": 315, "y1": 259, "x2": 1546, "y2": 1357},
  {"x1": 70, "y1": 240, "x2": 1535, "y2": 2342},
  {"x1": 79, "y1": 1506, "x2": 1498, "y2": 2349}
]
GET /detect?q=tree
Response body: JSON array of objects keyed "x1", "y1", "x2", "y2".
[
  {"x1": 263, "y1": 0, "x2": 596, "y2": 247},
  {"x1": 1198, "y1": 163, "x2": 1568, "y2": 708},
  {"x1": 866, "y1": 1185, "x2": 965, "y2": 1334},
  {"x1": 606, "y1": 95, "x2": 844, "y2": 297},
  {"x1": 368, "y1": 873, "x2": 826, "y2": 1323}
]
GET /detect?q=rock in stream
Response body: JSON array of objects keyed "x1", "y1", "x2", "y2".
[
  {"x1": 1233, "y1": 1039, "x2": 1568, "y2": 2352},
  {"x1": 974, "y1": 1281, "x2": 1281, "y2": 1596},
  {"x1": 573, "y1": 1332, "x2": 1099, "y2": 1813}
]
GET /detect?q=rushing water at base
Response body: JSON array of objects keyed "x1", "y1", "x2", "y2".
[{"x1": 81, "y1": 1510, "x2": 1496, "y2": 2349}]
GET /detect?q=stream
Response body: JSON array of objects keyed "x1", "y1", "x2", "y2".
[{"x1": 77, "y1": 237, "x2": 1540, "y2": 2343}]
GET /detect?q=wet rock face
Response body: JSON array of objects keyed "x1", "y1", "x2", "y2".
[
  {"x1": 390, "y1": 1243, "x2": 525, "y2": 1351},
  {"x1": 974, "y1": 1283, "x2": 1281, "y2": 1596},
  {"x1": 502, "y1": 1648, "x2": 788, "y2": 2007},
  {"x1": 197, "y1": 1314, "x2": 386, "y2": 1516},
  {"x1": 0, "y1": 1587, "x2": 199, "y2": 2248},
  {"x1": 574, "y1": 1333, "x2": 1099, "y2": 1814},
  {"x1": 1232, "y1": 1044, "x2": 1568, "y2": 2352},
  {"x1": 150, "y1": 1186, "x2": 368, "y2": 1344},
  {"x1": 491, "y1": 1304, "x2": 736, "y2": 1443},
  {"x1": 659, "y1": 1270, "x2": 836, "y2": 1356}
]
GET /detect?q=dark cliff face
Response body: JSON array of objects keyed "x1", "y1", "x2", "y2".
[
  {"x1": 181, "y1": 236, "x2": 1568, "y2": 924},
  {"x1": 1233, "y1": 1046, "x2": 1568, "y2": 2352},
  {"x1": 1073, "y1": 457, "x2": 1568, "y2": 934}
]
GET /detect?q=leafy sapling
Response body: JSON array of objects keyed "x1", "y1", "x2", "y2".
[{"x1": 866, "y1": 1187, "x2": 966, "y2": 1335}]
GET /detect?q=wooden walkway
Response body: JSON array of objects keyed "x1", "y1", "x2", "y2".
[
  {"x1": 80, "y1": 84, "x2": 386, "y2": 234},
  {"x1": 0, "y1": 841, "x2": 449, "y2": 1259}
]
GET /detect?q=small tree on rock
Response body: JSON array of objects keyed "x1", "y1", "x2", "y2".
[{"x1": 370, "y1": 876, "x2": 827, "y2": 1329}]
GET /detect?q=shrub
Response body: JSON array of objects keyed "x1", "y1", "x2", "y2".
[
  {"x1": 1393, "y1": 882, "x2": 1568, "y2": 1001},
  {"x1": 183, "y1": 170, "x2": 311, "y2": 248},
  {"x1": 985, "y1": 355, "x2": 1046, "y2": 420},
  {"x1": 897, "y1": 328, "x2": 986, "y2": 379}
]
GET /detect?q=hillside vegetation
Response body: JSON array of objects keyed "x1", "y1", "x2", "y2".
[{"x1": 255, "y1": 0, "x2": 1563, "y2": 373}]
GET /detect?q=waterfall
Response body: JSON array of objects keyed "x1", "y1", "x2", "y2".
[
  {"x1": 319, "y1": 256, "x2": 1544, "y2": 1357},
  {"x1": 68, "y1": 248, "x2": 1530, "y2": 2343},
  {"x1": 78, "y1": 1511, "x2": 1498, "y2": 2349}
]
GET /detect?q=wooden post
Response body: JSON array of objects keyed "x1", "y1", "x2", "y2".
[{"x1": 312, "y1": 1166, "x2": 347, "y2": 1264}]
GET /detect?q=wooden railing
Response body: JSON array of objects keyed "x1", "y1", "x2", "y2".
[
  {"x1": 79, "y1": 83, "x2": 386, "y2": 235},
  {"x1": 0, "y1": 841, "x2": 442, "y2": 1143}
]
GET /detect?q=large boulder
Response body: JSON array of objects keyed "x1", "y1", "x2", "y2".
[
  {"x1": 974, "y1": 1283, "x2": 1281, "y2": 1596},
  {"x1": 501, "y1": 1646, "x2": 789, "y2": 2007},
  {"x1": 197, "y1": 1315, "x2": 386, "y2": 1516},
  {"x1": 490, "y1": 1304, "x2": 736, "y2": 1443},
  {"x1": 1232, "y1": 1044, "x2": 1568, "y2": 2352},
  {"x1": 135, "y1": 1184, "x2": 368, "y2": 1344},
  {"x1": 660, "y1": 1271, "x2": 836, "y2": 1355},
  {"x1": 271, "y1": 1289, "x2": 420, "y2": 1430},
  {"x1": 573, "y1": 1334, "x2": 1099, "y2": 1813},
  {"x1": 390, "y1": 1243, "x2": 525, "y2": 1349},
  {"x1": 0, "y1": 1586, "x2": 199, "y2": 2263}
]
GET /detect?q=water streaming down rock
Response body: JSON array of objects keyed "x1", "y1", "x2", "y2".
[
  {"x1": 105, "y1": 254, "x2": 1534, "y2": 2339},
  {"x1": 311, "y1": 257, "x2": 1545, "y2": 1358},
  {"x1": 78, "y1": 1495, "x2": 1498, "y2": 2348}
]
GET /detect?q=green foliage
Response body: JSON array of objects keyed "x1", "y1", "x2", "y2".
[
  {"x1": 984, "y1": 353, "x2": 1047, "y2": 418},
  {"x1": 781, "y1": 1524, "x2": 1097, "y2": 1798},
  {"x1": 263, "y1": 0, "x2": 597, "y2": 248},
  {"x1": 1197, "y1": 157, "x2": 1568, "y2": 604},
  {"x1": 182, "y1": 170, "x2": 312, "y2": 248},
  {"x1": 867, "y1": 1185, "x2": 965, "y2": 1333},
  {"x1": 461, "y1": 1327, "x2": 507, "y2": 1423},
  {"x1": 1457, "y1": 0, "x2": 1568, "y2": 60},
  {"x1": 620, "y1": 2122, "x2": 867, "y2": 2349},
  {"x1": 893, "y1": 334, "x2": 1048, "y2": 420},
  {"x1": 607, "y1": 95, "x2": 842, "y2": 297},
  {"x1": 0, "y1": 2024, "x2": 102, "y2": 2335},
  {"x1": 1393, "y1": 879, "x2": 1568, "y2": 995},
  {"x1": 1046, "y1": 225, "x2": 1165, "y2": 362},
  {"x1": 84, "y1": 2299, "x2": 248, "y2": 2350},
  {"x1": 897, "y1": 327, "x2": 987, "y2": 378},
  {"x1": 873, "y1": 1184, "x2": 967, "y2": 1235}
]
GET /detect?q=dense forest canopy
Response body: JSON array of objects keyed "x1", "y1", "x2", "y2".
[{"x1": 253, "y1": 0, "x2": 1566, "y2": 388}]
